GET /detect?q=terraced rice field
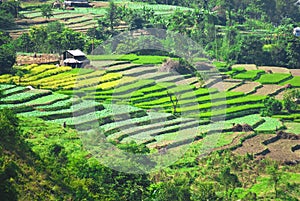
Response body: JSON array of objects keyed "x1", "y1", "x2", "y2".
[
  {"x1": 255, "y1": 117, "x2": 283, "y2": 132},
  {"x1": 10, "y1": 2, "x2": 192, "y2": 38},
  {"x1": 232, "y1": 64, "x2": 257, "y2": 70},
  {"x1": 281, "y1": 76, "x2": 300, "y2": 87},
  {"x1": 9, "y1": 9, "x2": 101, "y2": 38},
  {"x1": 233, "y1": 70, "x2": 265, "y2": 80},
  {"x1": 256, "y1": 73, "x2": 292, "y2": 84},
  {"x1": 2, "y1": 56, "x2": 298, "y2": 157},
  {"x1": 275, "y1": 90, "x2": 285, "y2": 100},
  {"x1": 284, "y1": 122, "x2": 300, "y2": 134}
]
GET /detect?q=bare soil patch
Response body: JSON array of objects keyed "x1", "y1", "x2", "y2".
[
  {"x1": 211, "y1": 79, "x2": 241, "y2": 91},
  {"x1": 231, "y1": 81, "x2": 261, "y2": 94},
  {"x1": 232, "y1": 64, "x2": 257, "y2": 70},
  {"x1": 265, "y1": 139, "x2": 300, "y2": 162},
  {"x1": 290, "y1": 69, "x2": 300, "y2": 76},
  {"x1": 254, "y1": 84, "x2": 283, "y2": 96},
  {"x1": 16, "y1": 54, "x2": 59, "y2": 65},
  {"x1": 258, "y1": 66, "x2": 290, "y2": 74},
  {"x1": 233, "y1": 134, "x2": 273, "y2": 155},
  {"x1": 233, "y1": 132, "x2": 300, "y2": 163},
  {"x1": 275, "y1": 90, "x2": 285, "y2": 100},
  {"x1": 91, "y1": 1, "x2": 109, "y2": 8}
]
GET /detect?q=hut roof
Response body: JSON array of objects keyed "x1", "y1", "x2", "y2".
[{"x1": 66, "y1": 49, "x2": 86, "y2": 57}]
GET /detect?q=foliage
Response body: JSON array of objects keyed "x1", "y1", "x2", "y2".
[
  {"x1": 190, "y1": 181, "x2": 219, "y2": 201},
  {"x1": 148, "y1": 175, "x2": 191, "y2": 201},
  {"x1": 0, "y1": 0, "x2": 20, "y2": 18},
  {"x1": 267, "y1": 163, "x2": 282, "y2": 198},
  {"x1": 261, "y1": 97, "x2": 283, "y2": 116},
  {"x1": 15, "y1": 22, "x2": 86, "y2": 53},
  {"x1": 0, "y1": 32, "x2": 16, "y2": 75},
  {"x1": 283, "y1": 89, "x2": 300, "y2": 112},
  {"x1": 40, "y1": 4, "x2": 53, "y2": 19},
  {"x1": 0, "y1": 10, "x2": 15, "y2": 30},
  {"x1": 218, "y1": 167, "x2": 241, "y2": 200},
  {"x1": 0, "y1": 108, "x2": 19, "y2": 144}
]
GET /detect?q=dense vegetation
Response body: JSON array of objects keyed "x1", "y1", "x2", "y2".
[
  {"x1": 3, "y1": 0, "x2": 298, "y2": 67},
  {"x1": 0, "y1": 0, "x2": 300, "y2": 200},
  {"x1": 0, "y1": 108, "x2": 299, "y2": 200}
]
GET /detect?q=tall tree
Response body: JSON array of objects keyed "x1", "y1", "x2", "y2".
[
  {"x1": 0, "y1": 32, "x2": 16, "y2": 74},
  {"x1": 219, "y1": 167, "x2": 241, "y2": 200},
  {"x1": 106, "y1": 1, "x2": 119, "y2": 34},
  {"x1": 283, "y1": 89, "x2": 300, "y2": 112},
  {"x1": 41, "y1": 4, "x2": 53, "y2": 20},
  {"x1": 267, "y1": 163, "x2": 282, "y2": 198}
]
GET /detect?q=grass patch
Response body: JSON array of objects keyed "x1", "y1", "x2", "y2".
[
  {"x1": 284, "y1": 122, "x2": 300, "y2": 134},
  {"x1": 280, "y1": 76, "x2": 300, "y2": 87},
  {"x1": 87, "y1": 54, "x2": 127, "y2": 61},
  {"x1": 255, "y1": 117, "x2": 283, "y2": 132},
  {"x1": 256, "y1": 73, "x2": 292, "y2": 84},
  {"x1": 233, "y1": 70, "x2": 265, "y2": 80}
]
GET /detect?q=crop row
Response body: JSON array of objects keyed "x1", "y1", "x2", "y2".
[
  {"x1": 1, "y1": 89, "x2": 52, "y2": 104},
  {"x1": 0, "y1": 84, "x2": 15, "y2": 91},
  {"x1": 22, "y1": 64, "x2": 58, "y2": 78},
  {"x1": 20, "y1": 100, "x2": 104, "y2": 120},
  {"x1": 22, "y1": 66, "x2": 73, "y2": 82},
  {"x1": 233, "y1": 70, "x2": 265, "y2": 80},
  {"x1": 1, "y1": 86, "x2": 28, "y2": 96},
  {"x1": 35, "y1": 98, "x2": 81, "y2": 111},
  {"x1": 256, "y1": 73, "x2": 292, "y2": 84},
  {"x1": 255, "y1": 117, "x2": 283, "y2": 132}
]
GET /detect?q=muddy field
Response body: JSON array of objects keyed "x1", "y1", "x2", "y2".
[
  {"x1": 231, "y1": 81, "x2": 261, "y2": 94},
  {"x1": 258, "y1": 66, "x2": 290, "y2": 74},
  {"x1": 233, "y1": 134, "x2": 300, "y2": 163},
  {"x1": 254, "y1": 84, "x2": 283, "y2": 96}
]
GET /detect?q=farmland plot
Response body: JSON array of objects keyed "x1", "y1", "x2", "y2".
[
  {"x1": 231, "y1": 82, "x2": 261, "y2": 94},
  {"x1": 280, "y1": 76, "x2": 300, "y2": 87},
  {"x1": 232, "y1": 64, "x2": 257, "y2": 70},
  {"x1": 290, "y1": 69, "x2": 300, "y2": 76},
  {"x1": 258, "y1": 66, "x2": 290, "y2": 74},
  {"x1": 254, "y1": 84, "x2": 284, "y2": 96},
  {"x1": 233, "y1": 70, "x2": 265, "y2": 80},
  {"x1": 233, "y1": 134, "x2": 272, "y2": 156},
  {"x1": 256, "y1": 73, "x2": 292, "y2": 84},
  {"x1": 255, "y1": 117, "x2": 283, "y2": 132},
  {"x1": 284, "y1": 122, "x2": 300, "y2": 134},
  {"x1": 210, "y1": 79, "x2": 242, "y2": 91}
]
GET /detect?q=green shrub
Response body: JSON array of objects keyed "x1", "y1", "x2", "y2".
[{"x1": 261, "y1": 97, "x2": 283, "y2": 116}]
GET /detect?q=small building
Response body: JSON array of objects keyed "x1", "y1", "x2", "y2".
[
  {"x1": 293, "y1": 27, "x2": 300, "y2": 37},
  {"x1": 63, "y1": 0, "x2": 90, "y2": 7},
  {"x1": 62, "y1": 49, "x2": 90, "y2": 68}
]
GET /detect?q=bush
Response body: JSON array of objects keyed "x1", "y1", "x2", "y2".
[
  {"x1": 283, "y1": 89, "x2": 300, "y2": 112},
  {"x1": 0, "y1": 108, "x2": 19, "y2": 144},
  {"x1": 261, "y1": 97, "x2": 283, "y2": 116},
  {"x1": 0, "y1": 33, "x2": 16, "y2": 75}
]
